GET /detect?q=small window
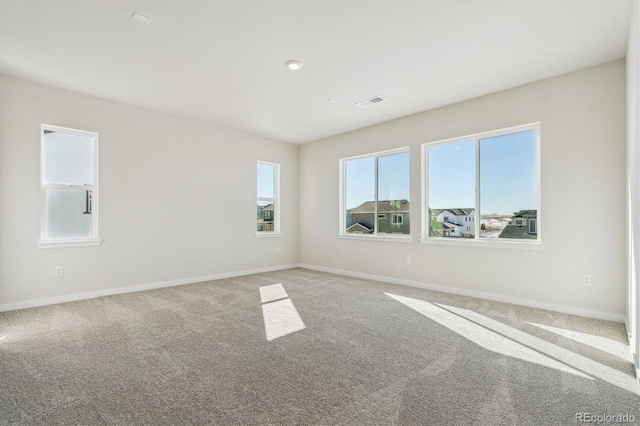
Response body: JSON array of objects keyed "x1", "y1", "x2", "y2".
[
  {"x1": 257, "y1": 161, "x2": 280, "y2": 235},
  {"x1": 38, "y1": 125, "x2": 101, "y2": 248},
  {"x1": 341, "y1": 148, "x2": 410, "y2": 237},
  {"x1": 529, "y1": 219, "x2": 537, "y2": 234}
]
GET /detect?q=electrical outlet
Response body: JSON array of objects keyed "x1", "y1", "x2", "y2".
[
  {"x1": 582, "y1": 275, "x2": 592, "y2": 286},
  {"x1": 405, "y1": 257, "x2": 411, "y2": 265},
  {"x1": 276, "y1": 248, "x2": 281, "y2": 255},
  {"x1": 55, "y1": 266, "x2": 64, "y2": 277}
]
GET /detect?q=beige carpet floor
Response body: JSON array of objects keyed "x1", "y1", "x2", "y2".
[{"x1": 1, "y1": 268, "x2": 638, "y2": 425}]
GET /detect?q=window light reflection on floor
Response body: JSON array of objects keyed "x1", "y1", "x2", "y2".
[
  {"x1": 386, "y1": 293, "x2": 639, "y2": 395},
  {"x1": 526, "y1": 321, "x2": 633, "y2": 362},
  {"x1": 260, "y1": 283, "x2": 289, "y2": 304},
  {"x1": 260, "y1": 283, "x2": 306, "y2": 341}
]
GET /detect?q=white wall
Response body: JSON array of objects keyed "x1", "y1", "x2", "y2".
[
  {"x1": 0, "y1": 58, "x2": 631, "y2": 326},
  {"x1": 299, "y1": 60, "x2": 626, "y2": 320},
  {"x1": 627, "y1": 0, "x2": 640, "y2": 380},
  {"x1": 0, "y1": 75, "x2": 299, "y2": 309}
]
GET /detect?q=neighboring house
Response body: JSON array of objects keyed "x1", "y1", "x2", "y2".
[
  {"x1": 430, "y1": 208, "x2": 475, "y2": 237},
  {"x1": 346, "y1": 200, "x2": 410, "y2": 234},
  {"x1": 345, "y1": 223, "x2": 372, "y2": 234},
  {"x1": 257, "y1": 203, "x2": 274, "y2": 232},
  {"x1": 499, "y1": 210, "x2": 537, "y2": 239}
]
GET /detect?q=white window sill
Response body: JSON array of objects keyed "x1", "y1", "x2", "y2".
[
  {"x1": 256, "y1": 232, "x2": 282, "y2": 239},
  {"x1": 419, "y1": 237, "x2": 543, "y2": 250},
  {"x1": 338, "y1": 234, "x2": 413, "y2": 243},
  {"x1": 37, "y1": 239, "x2": 103, "y2": 249}
]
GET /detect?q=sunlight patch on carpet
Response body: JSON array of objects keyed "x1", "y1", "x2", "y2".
[
  {"x1": 526, "y1": 322, "x2": 633, "y2": 362},
  {"x1": 259, "y1": 283, "x2": 305, "y2": 341},
  {"x1": 386, "y1": 293, "x2": 591, "y2": 379},
  {"x1": 259, "y1": 283, "x2": 289, "y2": 304},
  {"x1": 262, "y1": 298, "x2": 306, "y2": 341},
  {"x1": 386, "y1": 292, "x2": 640, "y2": 395}
]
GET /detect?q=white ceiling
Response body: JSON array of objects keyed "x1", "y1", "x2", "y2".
[{"x1": 0, "y1": 1, "x2": 633, "y2": 144}]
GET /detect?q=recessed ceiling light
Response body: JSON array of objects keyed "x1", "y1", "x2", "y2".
[
  {"x1": 285, "y1": 60, "x2": 303, "y2": 71},
  {"x1": 328, "y1": 98, "x2": 337, "y2": 103},
  {"x1": 132, "y1": 12, "x2": 152, "y2": 24}
]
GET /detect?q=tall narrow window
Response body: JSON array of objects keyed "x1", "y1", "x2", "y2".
[
  {"x1": 423, "y1": 123, "x2": 540, "y2": 244},
  {"x1": 341, "y1": 148, "x2": 410, "y2": 237},
  {"x1": 39, "y1": 124, "x2": 100, "y2": 248},
  {"x1": 257, "y1": 161, "x2": 280, "y2": 235}
]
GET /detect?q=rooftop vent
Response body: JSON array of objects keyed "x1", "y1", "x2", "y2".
[{"x1": 355, "y1": 96, "x2": 385, "y2": 108}]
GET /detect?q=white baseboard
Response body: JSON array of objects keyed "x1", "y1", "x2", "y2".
[
  {"x1": 1, "y1": 262, "x2": 627, "y2": 325},
  {"x1": 298, "y1": 263, "x2": 627, "y2": 323},
  {"x1": 0, "y1": 264, "x2": 300, "y2": 312}
]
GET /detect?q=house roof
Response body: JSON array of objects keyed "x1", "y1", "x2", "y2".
[
  {"x1": 498, "y1": 225, "x2": 537, "y2": 239},
  {"x1": 431, "y1": 208, "x2": 474, "y2": 217},
  {"x1": 348, "y1": 200, "x2": 409, "y2": 214},
  {"x1": 512, "y1": 210, "x2": 537, "y2": 218},
  {"x1": 261, "y1": 204, "x2": 274, "y2": 212},
  {"x1": 346, "y1": 223, "x2": 372, "y2": 233}
]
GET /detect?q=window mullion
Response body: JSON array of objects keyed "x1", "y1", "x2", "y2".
[
  {"x1": 44, "y1": 183, "x2": 92, "y2": 190},
  {"x1": 475, "y1": 137, "x2": 480, "y2": 240},
  {"x1": 424, "y1": 145, "x2": 429, "y2": 238},
  {"x1": 374, "y1": 155, "x2": 379, "y2": 235}
]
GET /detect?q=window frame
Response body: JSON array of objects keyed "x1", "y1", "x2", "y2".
[
  {"x1": 338, "y1": 147, "x2": 412, "y2": 243},
  {"x1": 38, "y1": 124, "x2": 102, "y2": 249},
  {"x1": 420, "y1": 123, "x2": 542, "y2": 250},
  {"x1": 256, "y1": 160, "x2": 281, "y2": 238}
]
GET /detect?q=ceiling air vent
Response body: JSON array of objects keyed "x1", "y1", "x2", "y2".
[{"x1": 355, "y1": 96, "x2": 385, "y2": 108}]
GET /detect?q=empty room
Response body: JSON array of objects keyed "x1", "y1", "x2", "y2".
[{"x1": 1, "y1": 1, "x2": 640, "y2": 424}]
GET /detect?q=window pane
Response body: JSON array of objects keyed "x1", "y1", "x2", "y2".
[
  {"x1": 427, "y1": 140, "x2": 475, "y2": 238},
  {"x1": 45, "y1": 189, "x2": 92, "y2": 239},
  {"x1": 257, "y1": 200, "x2": 275, "y2": 232},
  {"x1": 479, "y1": 130, "x2": 537, "y2": 240},
  {"x1": 257, "y1": 163, "x2": 275, "y2": 199},
  {"x1": 345, "y1": 157, "x2": 374, "y2": 234},
  {"x1": 43, "y1": 130, "x2": 94, "y2": 185},
  {"x1": 377, "y1": 152, "x2": 410, "y2": 234}
]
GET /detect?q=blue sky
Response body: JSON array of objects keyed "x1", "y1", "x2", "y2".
[
  {"x1": 344, "y1": 130, "x2": 536, "y2": 215},
  {"x1": 345, "y1": 152, "x2": 410, "y2": 209},
  {"x1": 478, "y1": 130, "x2": 537, "y2": 215},
  {"x1": 257, "y1": 163, "x2": 274, "y2": 199},
  {"x1": 428, "y1": 129, "x2": 537, "y2": 215}
]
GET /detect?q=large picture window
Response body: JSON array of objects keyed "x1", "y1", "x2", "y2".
[
  {"x1": 423, "y1": 123, "x2": 540, "y2": 244},
  {"x1": 257, "y1": 161, "x2": 280, "y2": 236},
  {"x1": 39, "y1": 124, "x2": 100, "y2": 248},
  {"x1": 340, "y1": 148, "x2": 410, "y2": 238}
]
